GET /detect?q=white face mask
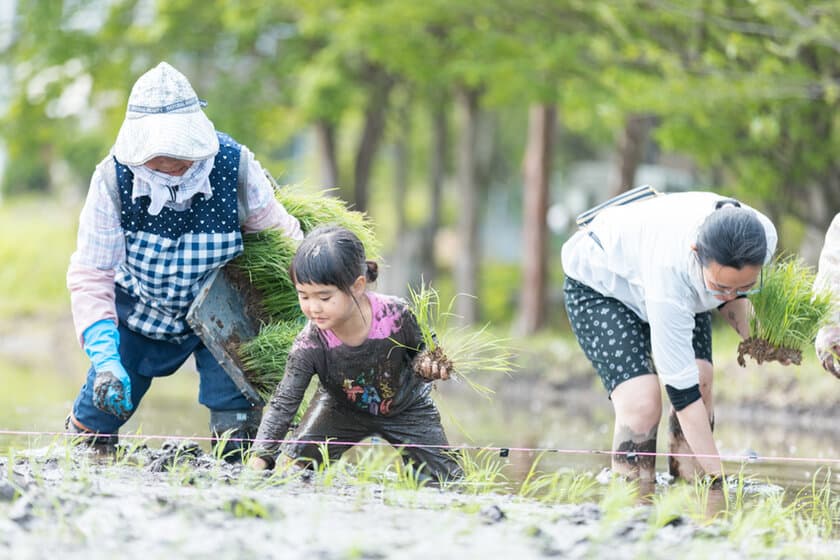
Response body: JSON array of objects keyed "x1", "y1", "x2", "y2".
[
  {"x1": 132, "y1": 157, "x2": 210, "y2": 187},
  {"x1": 128, "y1": 157, "x2": 214, "y2": 215}
]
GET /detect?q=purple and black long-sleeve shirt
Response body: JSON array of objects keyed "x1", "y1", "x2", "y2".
[{"x1": 253, "y1": 291, "x2": 431, "y2": 455}]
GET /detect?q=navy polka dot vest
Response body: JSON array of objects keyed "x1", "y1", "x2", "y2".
[{"x1": 113, "y1": 132, "x2": 244, "y2": 341}]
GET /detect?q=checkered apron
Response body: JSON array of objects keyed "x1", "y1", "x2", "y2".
[{"x1": 114, "y1": 133, "x2": 244, "y2": 342}]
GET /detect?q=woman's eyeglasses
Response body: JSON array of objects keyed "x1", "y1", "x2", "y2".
[{"x1": 703, "y1": 268, "x2": 763, "y2": 297}]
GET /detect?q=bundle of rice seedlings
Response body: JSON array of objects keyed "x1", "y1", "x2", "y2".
[
  {"x1": 232, "y1": 230, "x2": 300, "y2": 323},
  {"x1": 399, "y1": 282, "x2": 517, "y2": 399},
  {"x1": 737, "y1": 256, "x2": 835, "y2": 366},
  {"x1": 275, "y1": 184, "x2": 381, "y2": 260},
  {"x1": 238, "y1": 319, "x2": 304, "y2": 401}
]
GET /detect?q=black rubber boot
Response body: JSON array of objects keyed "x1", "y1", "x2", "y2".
[
  {"x1": 64, "y1": 414, "x2": 119, "y2": 453},
  {"x1": 209, "y1": 408, "x2": 262, "y2": 463}
]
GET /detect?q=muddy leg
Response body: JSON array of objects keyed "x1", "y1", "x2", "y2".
[
  {"x1": 283, "y1": 388, "x2": 368, "y2": 468},
  {"x1": 613, "y1": 424, "x2": 658, "y2": 481},
  {"x1": 669, "y1": 359, "x2": 715, "y2": 480},
  {"x1": 610, "y1": 375, "x2": 661, "y2": 482}
]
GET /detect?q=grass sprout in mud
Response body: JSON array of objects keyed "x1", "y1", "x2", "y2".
[
  {"x1": 519, "y1": 455, "x2": 601, "y2": 504},
  {"x1": 739, "y1": 256, "x2": 835, "y2": 367},
  {"x1": 399, "y1": 282, "x2": 517, "y2": 399},
  {"x1": 2, "y1": 440, "x2": 840, "y2": 559}
]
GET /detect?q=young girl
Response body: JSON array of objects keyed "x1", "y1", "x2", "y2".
[
  {"x1": 248, "y1": 226, "x2": 460, "y2": 482},
  {"x1": 561, "y1": 191, "x2": 777, "y2": 482}
]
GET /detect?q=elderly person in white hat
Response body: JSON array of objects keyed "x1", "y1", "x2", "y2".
[{"x1": 65, "y1": 61, "x2": 302, "y2": 458}]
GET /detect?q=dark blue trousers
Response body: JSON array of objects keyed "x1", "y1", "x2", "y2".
[{"x1": 72, "y1": 287, "x2": 251, "y2": 434}]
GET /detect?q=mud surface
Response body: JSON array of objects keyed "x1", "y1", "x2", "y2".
[{"x1": 3, "y1": 444, "x2": 837, "y2": 560}]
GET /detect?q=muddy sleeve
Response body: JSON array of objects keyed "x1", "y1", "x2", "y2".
[{"x1": 252, "y1": 342, "x2": 318, "y2": 461}]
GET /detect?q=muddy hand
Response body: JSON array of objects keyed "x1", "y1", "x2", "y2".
[
  {"x1": 412, "y1": 349, "x2": 452, "y2": 381},
  {"x1": 93, "y1": 369, "x2": 133, "y2": 420},
  {"x1": 821, "y1": 347, "x2": 840, "y2": 380},
  {"x1": 814, "y1": 325, "x2": 840, "y2": 379},
  {"x1": 82, "y1": 319, "x2": 134, "y2": 419},
  {"x1": 247, "y1": 456, "x2": 271, "y2": 471}
]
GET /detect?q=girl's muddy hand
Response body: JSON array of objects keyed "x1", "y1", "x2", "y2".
[
  {"x1": 248, "y1": 456, "x2": 270, "y2": 471},
  {"x1": 437, "y1": 362, "x2": 450, "y2": 380},
  {"x1": 412, "y1": 349, "x2": 452, "y2": 381}
]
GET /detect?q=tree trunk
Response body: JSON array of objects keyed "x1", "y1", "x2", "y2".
[
  {"x1": 314, "y1": 119, "x2": 339, "y2": 191},
  {"x1": 519, "y1": 103, "x2": 556, "y2": 335},
  {"x1": 419, "y1": 102, "x2": 448, "y2": 285},
  {"x1": 393, "y1": 102, "x2": 410, "y2": 235},
  {"x1": 353, "y1": 77, "x2": 392, "y2": 213},
  {"x1": 454, "y1": 88, "x2": 481, "y2": 324},
  {"x1": 611, "y1": 113, "x2": 655, "y2": 196}
]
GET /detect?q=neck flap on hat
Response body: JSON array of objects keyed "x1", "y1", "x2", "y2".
[{"x1": 128, "y1": 157, "x2": 214, "y2": 216}]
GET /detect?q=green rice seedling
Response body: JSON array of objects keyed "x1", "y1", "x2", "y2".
[
  {"x1": 646, "y1": 483, "x2": 698, "y2": 533},
  {"x1": 531, "y1": 471, "x2": 601, "y2": 505},
  {"x1": 348, "y1": 445, "x2": 401, "y2": 487},
  {"x1": 722, "y1": 470, "x2": 749, "y2": 513},
  {"x1": 319, "y1": 455, "x2": 352, "y2": 488},
  {"x1": 211, "y1": 431, "x2": 237, "y2": 463},
  {"x1": 739, "y1": 255, "x2": 835, "y2": 366},
  {"x1": 274, "y1": 184, "x2": 381, "y2": 260},
  {"x1": 224, "y1": 496, "x2": 270, "y2": 519},
  {"x1": 790, "y1": 469, "x2": 837, "y2": 538},
  {"x1": 397, "y1": 282, "x2": 517, "y2": 399},
  {"x1": 388, "y1": 458, "x2": 429, "y2": 492},
  {"x1": 518, "y1": 455, "x2": 600, "y2": 503},
  {"x1": 723, "y1": 492, "x2": 797, "y2": 548},
  {"x1": 518, "y1": 451, "x2": 548, "y2": 499},
  {"x1": 313, "y1": 440, "x2": 335, "y2": 478},
  {"x1": 599, "y1": 477, "x2": 640, "y2": 524},
  {"x1": 454, "y1": 448, "x2": 509, "y2": 494},
  {"x1": 232, "y1": 231, "x2": 300, "y2": 322},
  {"x1": 238, "y1": 319, "x2": 302, "y2": 401}
]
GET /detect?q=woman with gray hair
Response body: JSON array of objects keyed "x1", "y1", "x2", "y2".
[
  {"x1": 561, "y1": 191, "x2": 777, "y2": 483},
  {"x1": 65, "y1": 62, "x2": 303, "y2": 459}
]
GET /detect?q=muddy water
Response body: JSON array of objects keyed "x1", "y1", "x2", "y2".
[{"x1": 2, "y1": 348, "x2": 837, "y2": 493}]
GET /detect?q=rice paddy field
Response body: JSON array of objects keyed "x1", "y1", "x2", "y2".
[{"x1": 2, "y1": 198, "x2": 840, "y2": 558}]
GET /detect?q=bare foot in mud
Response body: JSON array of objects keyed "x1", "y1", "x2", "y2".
[{"x1": 737, "y1": 337, "x2": 801, "y2": 367}]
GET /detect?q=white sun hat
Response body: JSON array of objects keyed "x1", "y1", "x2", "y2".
[{"x1": 113, "y1": 61, "x2": 219, "y2": 166}]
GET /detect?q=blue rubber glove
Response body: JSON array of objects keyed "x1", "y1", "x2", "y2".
[{"x1": 82, "y1": 319, "x2": 133, "y2": 420}]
